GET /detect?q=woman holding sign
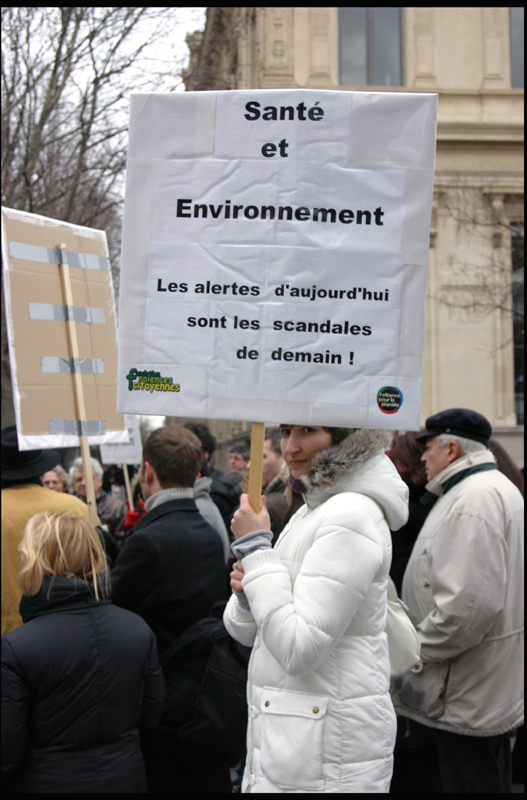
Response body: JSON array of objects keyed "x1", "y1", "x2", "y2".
[{"x1": 224, "y1": 425, "x2": 408, "y2": 793}]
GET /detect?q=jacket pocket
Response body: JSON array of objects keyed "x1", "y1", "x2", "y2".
[
  {"x1": 394, "y1": 661, "x2": 451, "y2": 719},
  {"x1": 259, "y1": 687, "x2": 329, "y2": 790}
]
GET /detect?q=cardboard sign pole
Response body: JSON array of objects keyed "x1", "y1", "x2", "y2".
[
  {"x1": 123, "y1": 463, "x2": 134, "y2": 509},
  {"x1": 58, "y1": 243, "x2": 98, "y2": 527},
  {"x1": 248, "y1": 422, "x2": 265, "y2": 513}
]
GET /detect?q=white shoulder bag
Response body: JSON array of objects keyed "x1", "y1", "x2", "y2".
[{"x1": 385, "y1": 576, "x2": 422, "y2": 678}]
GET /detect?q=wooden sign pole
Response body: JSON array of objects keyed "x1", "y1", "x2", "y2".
[
  {"x1": 247, "y1": 422, "x2": 265, "y2": 513},
  {"x1": 122, "y1": 463, "x2": 134, "y2": 509},
  {"x1": 58, "y1": 243, "x2": 98, "y2": 527}
]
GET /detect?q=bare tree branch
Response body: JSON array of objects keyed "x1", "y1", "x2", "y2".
[{"x1": 1, "y1": 6, "x2": 200, "y2": 425}]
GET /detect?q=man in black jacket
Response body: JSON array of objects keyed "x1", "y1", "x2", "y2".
[
  {"x1": 111, "y1": 425, "x2": 231, "y2": 794},
  {"x1": 183, "y1": 420, "x2": 240, "y2": 532}
]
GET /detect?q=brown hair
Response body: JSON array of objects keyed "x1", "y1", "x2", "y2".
[
  {"x1": 488, "y1": 438, "x2": 524, "y2": 497},
  {"x1": 17, "y1": 512, "x2": 109, "y2": 599},
  {"x1": 323, "y1": 427, "x2": 355, "y2": 445},
  {"x1": 386, "y1": 431, "x2": 428, "y2": 487},
  {"x1": 283, "y1": 490, "x2": 305, "y2": 527},
  {"x1": 182, "y1": 420, "x2": 217, "y2": 458},
  {"x1": 142, "y1": 425, "x2": 203, "y2": 488},
  {"x1": 278, "y1": 426, "x2": 354, "y2": 447}
]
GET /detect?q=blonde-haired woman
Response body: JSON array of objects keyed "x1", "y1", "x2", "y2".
[{"x1": 1, "y1": 512, "x2": 165, "y2": 793}]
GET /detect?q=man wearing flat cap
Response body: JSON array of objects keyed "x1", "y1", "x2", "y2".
[
  {"x1": 1, "y1": 425, "x2": 93, "y2": 636},
  {"x1": 392, "y1": 409, "x2": 524, "y2": 793}
]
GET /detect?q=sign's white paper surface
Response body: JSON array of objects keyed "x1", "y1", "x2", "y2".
[{"x1": 118, "y1": 89, "x2": 437, "y2": 429}]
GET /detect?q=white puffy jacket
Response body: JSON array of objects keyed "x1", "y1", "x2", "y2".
[
  {"x1": 393, "y1": 449, "x2": 524, "y2": 736},
  {"x1": 224, "y1": 431, "x2": 409, "y2": 793}
]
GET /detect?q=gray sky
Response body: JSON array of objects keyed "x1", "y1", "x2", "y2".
[
  {"x1": 140, "y1": 7, "x2": 206, "y2": 92},
  {"x1": 173, "y1": 7, "x2": 206, "y2": 89}
]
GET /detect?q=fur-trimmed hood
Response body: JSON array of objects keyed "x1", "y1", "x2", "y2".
[
  {"x1": 288, "y1": 429, "x2": 409, "y2": 531},
  {"x1": 302, "y1": 429, "x2": 393, "y2": 490}
]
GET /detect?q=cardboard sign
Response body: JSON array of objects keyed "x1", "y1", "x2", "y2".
[
  {"x1": 118, "y1": 90, "x2": 437, "y2": 429},
  {"x1": 1, "y1": 208, "x2": 128, "y2": 449}
]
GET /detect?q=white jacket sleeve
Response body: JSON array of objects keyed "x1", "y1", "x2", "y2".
[
  {"x1": 239, "y1": 520, "x2": 384, "y2": 677},
  {"x1": 223, "y1": 592, "x2": 259, "y2": 648},
  {"x1": 417, "y1": 511, "x2": 507, "y2": 663}
]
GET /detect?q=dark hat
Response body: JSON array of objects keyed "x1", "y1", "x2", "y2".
[
  {"x1": 415, "y1": 408, "x2": 492, "y2": 446},
  {"x1": 1, "y1": 425, "x2": 61, "y2": 480}
]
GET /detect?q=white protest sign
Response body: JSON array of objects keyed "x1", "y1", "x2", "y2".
[
  {"x1": 100, "y1": 414, "x2": 142, "y2": 465},
  {"x1": 118, "y1": 90, "x2": 437, "y2": 429}
]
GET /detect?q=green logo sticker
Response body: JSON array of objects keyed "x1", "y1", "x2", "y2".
[{"x1": 126, "y1": 368, "x2": 180, "y2": 393}]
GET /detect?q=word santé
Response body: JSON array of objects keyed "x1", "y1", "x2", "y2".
[{"x1": 244, "y1": 101, "x2": 324, "y2": 122}]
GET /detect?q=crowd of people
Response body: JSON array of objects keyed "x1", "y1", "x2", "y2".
[{"x1": 1, "y1": 409, "x2": 523, "y2": 793}]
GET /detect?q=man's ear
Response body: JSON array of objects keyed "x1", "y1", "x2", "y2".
[
  {"x1": 144, "y1": 461, "x2": 155, "y2": 484},
  {"x1": 447, "y1": 439, "x2": 461, "y2": 463}
]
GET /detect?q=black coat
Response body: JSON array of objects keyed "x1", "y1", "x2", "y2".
[
  {"x1": 1, "y1": 577, "x2": 165, "y2": 793},
  {"x1": 209, "y1": 468, "x2": 240, "y2": 532},
  {"x1": 111, "y1": 498, "x2": 229, "y2": 660},
  {"x1": 389, "y1": 484, "x2": 436, "y2": 594}
]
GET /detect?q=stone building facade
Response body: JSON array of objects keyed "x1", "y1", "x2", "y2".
[{"x1": 177, "y1": 7, "x2": 524, "y2": 468}]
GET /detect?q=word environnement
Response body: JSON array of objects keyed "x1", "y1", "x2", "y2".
[{"x1": 176, "y1": 200, "x2": 385, "y2": 226}]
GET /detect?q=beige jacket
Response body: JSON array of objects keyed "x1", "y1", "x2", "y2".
[{"x1": 393, "y1": 450, "x2": 524, "y2": 736}]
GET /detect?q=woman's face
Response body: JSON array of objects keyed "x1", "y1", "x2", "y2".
[{"x1": 279, "y1": 425, "x2": 333, "y2": 478}]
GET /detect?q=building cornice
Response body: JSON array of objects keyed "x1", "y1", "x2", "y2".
[
  {"x1": 436, "y1": 124, "x2": 524, "y2": 143},
  {"x1": 433, "y1": 175, "x2": 524, "y2": 192}
]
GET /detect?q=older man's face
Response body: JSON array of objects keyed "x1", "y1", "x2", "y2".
[
  {"x1": 421, "y1": 437, "x2": 453, "y2": 481},
  {"x1": 73, "y1": 468, "x2": 102, "y2": 499},
  {"x1": 41, "y1": 470, "x2": 63, "y2": 492}
]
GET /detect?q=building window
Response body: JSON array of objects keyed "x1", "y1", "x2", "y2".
[
  {"x1": 511, "y1": 221, "x2": 524, "y2": 424},
  {"x1": 510, "y1": 8, "x2": 524, "y2": 89},
  {"x1": 339, "y1": 7, "x2": 404, "y2": 86}
]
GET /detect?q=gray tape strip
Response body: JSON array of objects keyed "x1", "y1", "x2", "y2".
[
  {"x1": 29, "y1": 304, "x2": 106, "y2": 323},
  {"x1": 67, "y1": 252, "x2": 110, "y2": 271},
  {"x1": 49, "y1": 419, "x2": 106, "y2": 436},
  {"x1": 41, "y1": 357, "x2": 105, "y2": 374},
  {"x1": 9, "y1": 241, "x2": 110, "y2": 271}
]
